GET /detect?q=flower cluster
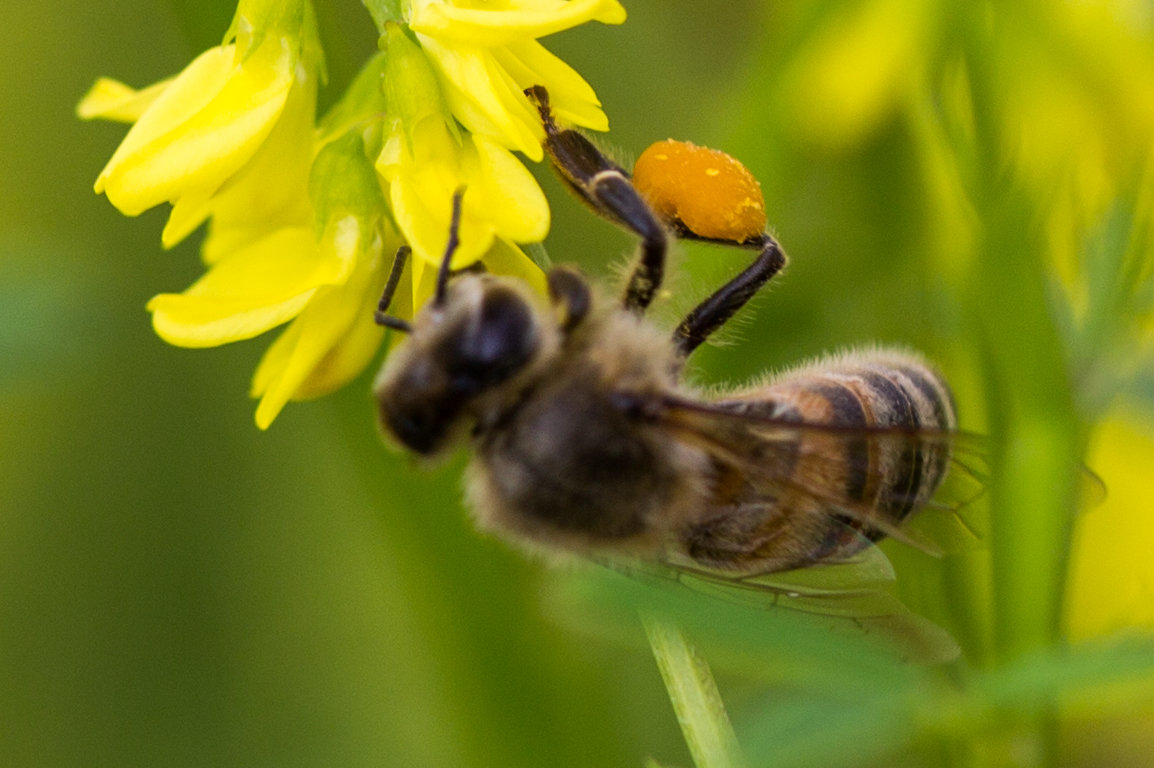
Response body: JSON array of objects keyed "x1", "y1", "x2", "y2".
[{"x1": 79, "y1": 0, "x2": 625, "y2": 427}]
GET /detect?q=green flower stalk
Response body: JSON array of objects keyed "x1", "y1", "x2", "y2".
[{"x1": 79, "y1": 0, "x2": 624, "y2": 427}]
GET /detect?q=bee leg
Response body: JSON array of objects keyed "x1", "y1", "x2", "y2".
[
  {"x1": 374, "y1": 245, "x2": 414, "y2": 333},
  {"x1": 546, "y1": 266, "x2": 592, "y2": 333},
  {"x1": 682, "y1": 503, "x2": 778, "y2": 569},
  {"x1": 672, "y1": 233, "x2": 787, "y2": 357},
  {"x1": 526, "y1": 85, "x2": 669, "y2": 313}
]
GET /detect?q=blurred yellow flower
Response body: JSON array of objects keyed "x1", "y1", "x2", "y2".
[
  {"x1": 759, "y1": 0, "x2": 1154, "y2": 661},
  {"x1": 777, "y1": 0, "x2": 935, "y2": 149},
  {"x1": 769, "y1": 0, "x2": 1154, "y2": 290},
  {"x1": 1066, "y1": 402, "x2": 1154, "y2": 642}
]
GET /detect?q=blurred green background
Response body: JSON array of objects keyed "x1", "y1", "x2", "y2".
[{"x1": 4, "y1": 1, "x2": 1154, "y2": 766}]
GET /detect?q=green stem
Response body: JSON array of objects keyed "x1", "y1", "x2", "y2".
[
  {"x1": 642, "y1": 614, "x2": 747, "y2": 768},
  {"x1": 362, "y1": 0, "x2": 403, "y2": 30}
]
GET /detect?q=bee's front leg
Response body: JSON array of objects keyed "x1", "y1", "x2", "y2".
[{"x1": 545, "y1": 266, "x2": 592, "y2": 334}]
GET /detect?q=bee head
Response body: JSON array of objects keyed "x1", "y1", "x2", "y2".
[{"x1": 374, "y1": 274, "x2": 545, "y2": 455}]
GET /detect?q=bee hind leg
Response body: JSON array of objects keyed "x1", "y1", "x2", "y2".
[{"x1": 672, "y1": 234, "x2": 786, "y2": 358}]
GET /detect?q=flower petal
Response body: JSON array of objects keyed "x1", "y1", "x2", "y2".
[
  {"x1": 94, "y1": 46, "x2": 235, "y2": 195},
  {"x1": 379, "y1": 120, "x2": 499, "y2": 268},
  {"x1": 77, "y1": 76, "x2": 175, "y2": 123},
  {"x1": 409, "y1": 0, "x2": 626, "y2": 48},
  {"x1": 492, "y1": 39, "x2": 607, "y2": 130},
  {"x1": 161, "y1": 186, "x2": 217, "y2": 247},
  {"x1": 390, "y1": 170, "x2": 496, "y2": 269},
  {"x1": 149, "y1": 289, "x2": 316, "y2": 349},
  {"x1": 147, "y1": 226, "x2": 345, "y2": 347},
  {"x1": 483, "y1": 238, "x2": 549, "y2": 297},
  {"x1": 251, "y1": 240, "x2": 387, "y2": 429},
  {"x1": 466, "y1": 134, "x2": 550, "y2": 242},
  {"x1": 163, "y1": 61, "x2": 317, "y2": 250},
  {"x1": 294, "y1": 295, "x2": 387, "y2": 397},
  {"x1": 408, "y1": 249, "x2": 441, "y2": 313},
  {"x1": 416, "y1": 35, "x2": 544, "y2": 159},
  {"x1": 97, "y1": 38, "x2": 295, "y2": 215}
]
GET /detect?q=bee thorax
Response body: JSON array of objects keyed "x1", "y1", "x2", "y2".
[{"x1": 466, "y1": 371, "x2": 707, "y2": 555}]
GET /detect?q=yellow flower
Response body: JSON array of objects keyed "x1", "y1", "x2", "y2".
[
  {"x1": 80, "y1": 0, "x2": 322, "y2": 248},
  {"x1": 192, "y1": 65, "x2": 316, "y2": 262},
  {"x1": 247, "y1": 215, "x2": 392, "y2": 429},
  {"x1": 245, "y1": 130, "x2": 398, "y2": 429},
  {"x1": 148, "y1": 129, "x2": 393, "y2": 429},
  {"x1": 377, "y1": 117, "x2": 550, "y2": 269},
  {"x1": 376, "y1": 22, "x2": 550, "y2": 303},
  {"x1": 81, "y1": 0, "x2": 619, "y2": 427},
  {"x1": 408, "y1": 0, "x2": 626, "y2": 158}
]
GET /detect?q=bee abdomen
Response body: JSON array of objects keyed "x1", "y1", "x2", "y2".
[
  {"x1": 741, "y1": 350, "x2": 956, "y2": 543},
  {"x1": 701, "y1": 348, "x2": 955, "y2": 555}
]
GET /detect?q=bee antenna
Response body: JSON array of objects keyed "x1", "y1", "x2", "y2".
[
  {"x1": 434, "y1": 187, "x2": 466, "y2": 308},
  {"x1": 374, "y1": 244, "x2": 413, "y2": 333}
]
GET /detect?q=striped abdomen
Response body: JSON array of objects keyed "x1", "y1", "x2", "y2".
[{"x1": 685, "y1": 349, "x2": 956, "y2": 572}]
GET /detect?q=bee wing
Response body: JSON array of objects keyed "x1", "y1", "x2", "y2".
[
  {"x1": 597, "y1": 542, "x2": 898, "y2": 618},
  {"x1": 604, "y1": 392, "x2": 981, "y2": 661},
  {"x1": 659, "y1": 540, "x2": 902, "y2": 617},
  {"x1": 651, "y1": 392, "x2": 986, "y2": 559},
  {"x1": 599, "y1": 548, "x2": 961, "y2": 662}
]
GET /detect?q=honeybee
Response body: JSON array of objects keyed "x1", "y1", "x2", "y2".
[{"x1": 372, "y1": 87, "x2": 961, "y2": 626}]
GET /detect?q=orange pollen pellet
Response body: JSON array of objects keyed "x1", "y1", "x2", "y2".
[{"x1": 632, "y1": 139, "x2": 767, "y2": 243}]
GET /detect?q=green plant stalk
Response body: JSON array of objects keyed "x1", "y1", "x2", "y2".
[
  {"x1": 962, "y1": 152, "x2": 1082, "y2": 668},
  {"x1": 950, "y1": 12, "x2": 1085, "y2": 764},
  {"x1": 642, "y1": 614, "x2": 747, "y2": 768},
  {"x1": 954, "y1": 5, "x2": 1084, "y2": 668},
  {"x1": 965, "y1": 184, "x2": 1080, "y2": 768}
]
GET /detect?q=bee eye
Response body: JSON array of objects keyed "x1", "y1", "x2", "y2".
[
  {"x1": 441, "y1": 287, "x2": 538, "y2": 393},
  {"x1": 377, "y1": 356, "x2": 464, "y2": 454},
  {"x1": 383, "y1": 401, "x2": 453, "y2": 455}
]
